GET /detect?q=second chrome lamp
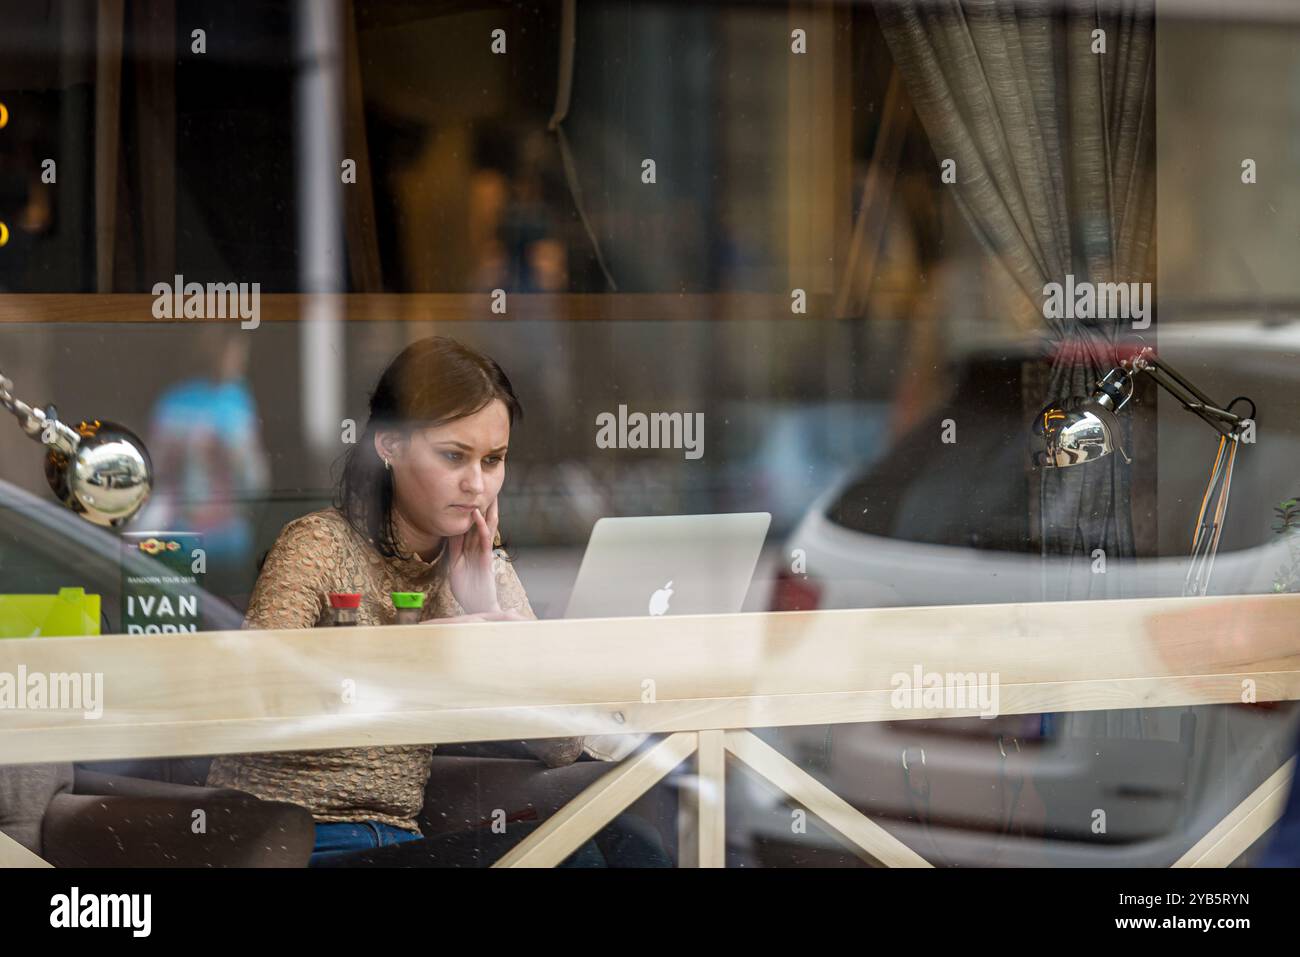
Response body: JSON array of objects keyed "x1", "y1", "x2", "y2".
[{"x1": 1032, "y1": 345, "x2": 1256, "y2": 597}]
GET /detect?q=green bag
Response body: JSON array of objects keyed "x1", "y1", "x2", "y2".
[{"x1": 0, "y1": 587, "x2": 101, "y2": 638}]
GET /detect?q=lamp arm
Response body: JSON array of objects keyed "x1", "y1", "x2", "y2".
[
  {"x1": 1135, "y1": 356, "x2": 1245, "y2": 438},
  {"x1": 0, "y1": 371, "x2": 82, "y2": 454}
]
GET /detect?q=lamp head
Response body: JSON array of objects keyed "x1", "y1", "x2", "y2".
[
  {"x1": 1, "y1": 373, "x2": 153, "y2": 527},
  {"x1": 1032, "y1": 398, "x2": 1124, "y2": 468},
  {"x1": 1032, "y1": 366, "x2": 1135, "y2": 468},
  {"x1": 43, "y1": 419, "x2": 153, "y2": 527}
]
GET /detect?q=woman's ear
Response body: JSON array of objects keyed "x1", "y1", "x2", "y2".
[{"x1": 373, "y1": 431, "x2": 403, "y2": 467}]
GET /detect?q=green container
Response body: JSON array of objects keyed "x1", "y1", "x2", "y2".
[
  {"x1": 0, "y1": 587, "x2": 101, "y2": 639},
  {"x1": 392, "y1": 591, "x2": 425, "y2": 625}
]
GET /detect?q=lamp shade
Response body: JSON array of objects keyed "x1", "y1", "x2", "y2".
[
  {"x1": 1032, "y1": 398, "x2": 1124, "y2": 468},
  {"x1": 42, "y1": 419, "x2": 153, "y2": 527}
]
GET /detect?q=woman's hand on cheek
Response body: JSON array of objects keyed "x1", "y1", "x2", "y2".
[{"x1": 447, "y1": 502, "x2": 501, "y2": 615}]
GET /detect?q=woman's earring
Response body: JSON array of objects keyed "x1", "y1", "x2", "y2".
[{"x1": 383, "y1": 457, "x2": 391, "y2": 471}]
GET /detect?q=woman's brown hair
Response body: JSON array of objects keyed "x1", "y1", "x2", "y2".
[{"x1": 335, "y1": 336, "x2": 523, "y2": 561}]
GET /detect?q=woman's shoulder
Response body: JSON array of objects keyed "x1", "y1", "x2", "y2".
[
  {"x1": 250, "y1": 508, "x2": 367, "y2": 605},
  {"x1": 269, "y1": 508, "x2": 364, "y2": 559},
  {"x1": 282, "y1": 506, "x2": 346, "y2": 532}
]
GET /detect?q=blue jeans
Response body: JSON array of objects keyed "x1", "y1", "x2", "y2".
[
  {"x1": 308, "y1": 815, "x2": 662, "y2": 867},
  {"x1": 311, "y1": 821, "x2": 424, "y2": 866}
]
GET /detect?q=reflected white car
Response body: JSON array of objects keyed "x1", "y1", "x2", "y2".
[{"x1": 734, "y1": 325, "x2": 1300, "y2": 866}]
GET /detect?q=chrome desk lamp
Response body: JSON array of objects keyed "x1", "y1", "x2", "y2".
[
  {"x1": 0, "y1": 369, "x2": 152, "y2": 528},
  {"x1": 1032, "y1": 346, "x2": 1255, "y2": 597}
]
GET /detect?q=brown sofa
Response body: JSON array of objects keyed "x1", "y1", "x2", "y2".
[
  {"x1": 39, "y1": 767, "x2": 315, "y2": 867},
  {"x1": 73, "y1": 744, "x2": 680, "y2": 866}
]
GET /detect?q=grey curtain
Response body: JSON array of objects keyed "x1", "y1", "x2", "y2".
[{"x1": 878, "y1": 0, "x2": 1156, "y2": 599}]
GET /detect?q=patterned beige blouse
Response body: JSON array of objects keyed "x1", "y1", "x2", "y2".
[{"x1": 206, "y1": 507, "x2": 582, "y2": 832}]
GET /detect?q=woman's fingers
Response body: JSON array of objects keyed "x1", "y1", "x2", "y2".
[
  {"x1": 471, "y1": 506, "x2": 492, "y2": 556},
  {"x1": 486, "y1": 496, "x2": 499, "y2": 542}
]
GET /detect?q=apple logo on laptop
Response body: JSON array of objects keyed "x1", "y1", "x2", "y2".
[{"x1": 648, "y1": 580, "x2": 673, "y2": 616}]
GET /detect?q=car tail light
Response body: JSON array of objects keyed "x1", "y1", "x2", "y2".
[{"x1": 770, "y1": 567, "x2": 822, "y2": 611}]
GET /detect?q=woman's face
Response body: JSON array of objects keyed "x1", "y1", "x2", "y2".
[{"x1": 377, "y1": 399, "x2": 510, "y2": 539}]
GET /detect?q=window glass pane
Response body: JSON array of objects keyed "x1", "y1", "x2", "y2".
[{"x1": 0, "y1": 0, "x2": 1297, "y2": 879}]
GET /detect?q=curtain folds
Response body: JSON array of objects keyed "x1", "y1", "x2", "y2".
[{"x1": 879, "y1": 0, "x2": 1156, "y2": 596}]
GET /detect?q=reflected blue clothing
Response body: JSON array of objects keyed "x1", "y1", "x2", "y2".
[
  {"x1": 142, "y1": 378, "x2": 265, "y2": 563},
  {"x1": 153, "y1": 379, "x2": 258, "y2": 436},
  {"x1": 1256, "y1": 724, "x2": 1300, "y2": 866}
]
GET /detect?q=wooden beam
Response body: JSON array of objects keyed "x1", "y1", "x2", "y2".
[
  {"x1": 1174, "y1": 757, "x2": 1294, "y2": 867},
  {"x1": 0, "y1": 829, "x2": 51, "y2": 868},
  {"x1": 676, "y1": 759, "x2": 699, "y2": 868},
  {"x1": 697, "y1": 729, "x2": 726, "y2": 867},
  {"x1": 493, "y1": 732, "x2": 696, "y2": 867},
  {"x1": 725, "y1": 729, "x2": 930, "y2": 867},
  {"x1": 7, "y1": 672, "x2": 1300, "y2": 768},
  {"x1": 2, "y1": 595, "x2": 1298, "y2": 766}
]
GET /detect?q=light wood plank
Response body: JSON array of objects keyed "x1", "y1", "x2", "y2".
[
  {"x1": 676, "y1": 749, "x2": 699, "y2": 869},
  {"x1": 6, "y1": 671, "x2": 1300, "y2": 767},
  {"x1": 2, "y1": 595, "x2": 1299, "y2": 765},
  {"x1": 0, "y1": 829, "x2": 51, "y2": 868},
  {"x1": 725, "y1": 729, "x2": 931, "y2": 867},
  {"x1": 697, "y1": 729, "x2": 726, "y2": 867},
  {"x1": 493, "y1": 732, "x2": 696, "y2": 868},
  {"x1": 1174, "y1": 758, "x2": 1294, "y2": 867}
]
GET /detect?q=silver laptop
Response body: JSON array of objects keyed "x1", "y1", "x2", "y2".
[{"x1": 563, "y1": 512, "x2": 771, "y2": 619}]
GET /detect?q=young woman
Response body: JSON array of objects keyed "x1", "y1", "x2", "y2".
[{"x1": 207, "y1": 336, "x2": 665, "y2": 866}]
